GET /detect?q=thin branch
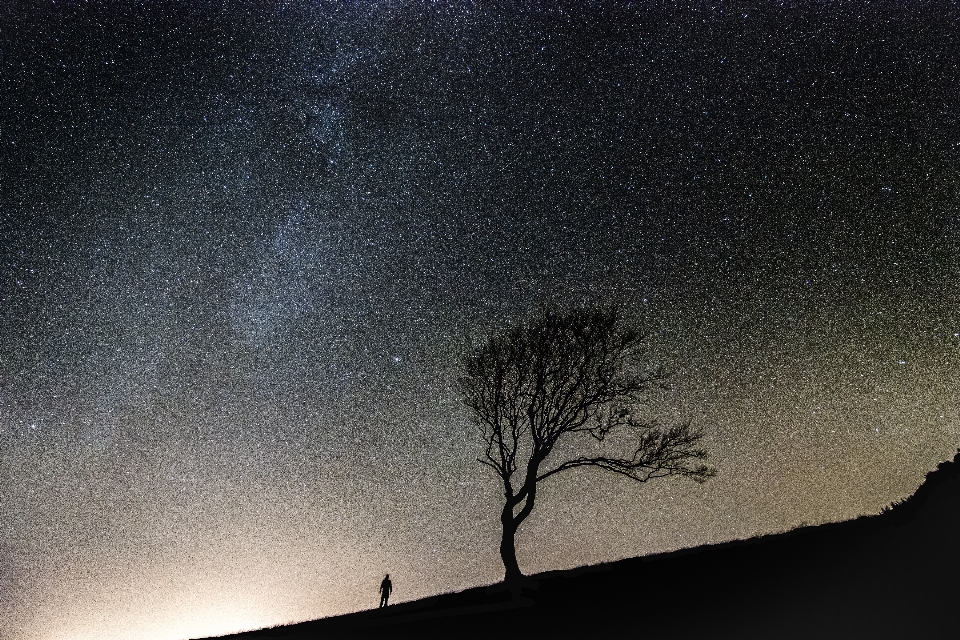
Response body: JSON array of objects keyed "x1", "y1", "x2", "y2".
[{"x1": 536, "y1": 422, "x2": 715, "y2": 484}]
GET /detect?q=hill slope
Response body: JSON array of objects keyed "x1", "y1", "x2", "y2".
[{"x1": 204, "y1": 450, "x2": 959, "y2": 639}]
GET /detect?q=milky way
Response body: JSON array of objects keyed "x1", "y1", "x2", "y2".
[{"x1": 2, "y1": 2, "x2": 959, "y2": 639}]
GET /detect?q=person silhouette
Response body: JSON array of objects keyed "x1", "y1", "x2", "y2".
[{"x1": 379, "y1": 574, "x2": 392, "y2": 608}]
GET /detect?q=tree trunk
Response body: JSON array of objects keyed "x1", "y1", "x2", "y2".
[{"x1": 500, "y1": 509, "x2": 523, "y2": 583}]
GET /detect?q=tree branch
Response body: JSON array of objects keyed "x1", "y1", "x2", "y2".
[{"x1": 536, "y1": 422, "x2": 716, "y2": 484}]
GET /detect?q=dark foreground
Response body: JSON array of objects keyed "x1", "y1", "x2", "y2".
[{"x1": 203, "y1": 451, "x2": 959, "y2": 639}]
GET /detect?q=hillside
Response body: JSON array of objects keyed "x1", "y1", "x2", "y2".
[{"x1": 203, "y1": 449, "x2": 959, "y2": 639}]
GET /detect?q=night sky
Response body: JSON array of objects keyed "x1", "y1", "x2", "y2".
[{"x1": 2, "y1": 2, "x2": 959, "y2": 639}]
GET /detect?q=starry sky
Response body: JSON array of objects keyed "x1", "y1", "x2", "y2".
[{"x1": 2, "y1": 1, "x2": 959, "y2": 639}]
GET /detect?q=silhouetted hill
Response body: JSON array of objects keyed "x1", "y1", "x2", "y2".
[{"x1": 203, "y1": 450, "x2": 959, "y2": 639}]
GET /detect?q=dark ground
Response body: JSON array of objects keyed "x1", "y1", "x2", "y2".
[{"x1": 202, "y1": 450, "x2": 959, "y2": 639}]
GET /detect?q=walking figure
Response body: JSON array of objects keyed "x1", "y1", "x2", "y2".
[{"x1": 379, "y1": 574, "x2": 392, "y2": 608}]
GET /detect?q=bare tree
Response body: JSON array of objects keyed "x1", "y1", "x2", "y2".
[{"x1": 457, "y1": 307, "x2": 715, "y2": 583}]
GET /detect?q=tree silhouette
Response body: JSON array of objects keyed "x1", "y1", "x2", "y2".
[{"x1": 457, "y1": 307, "x2": 716, "y2": 583}]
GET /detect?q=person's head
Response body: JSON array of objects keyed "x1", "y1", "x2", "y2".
[{"x1": 385, "y1": 574, "x2": 389, "y2": 578}]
